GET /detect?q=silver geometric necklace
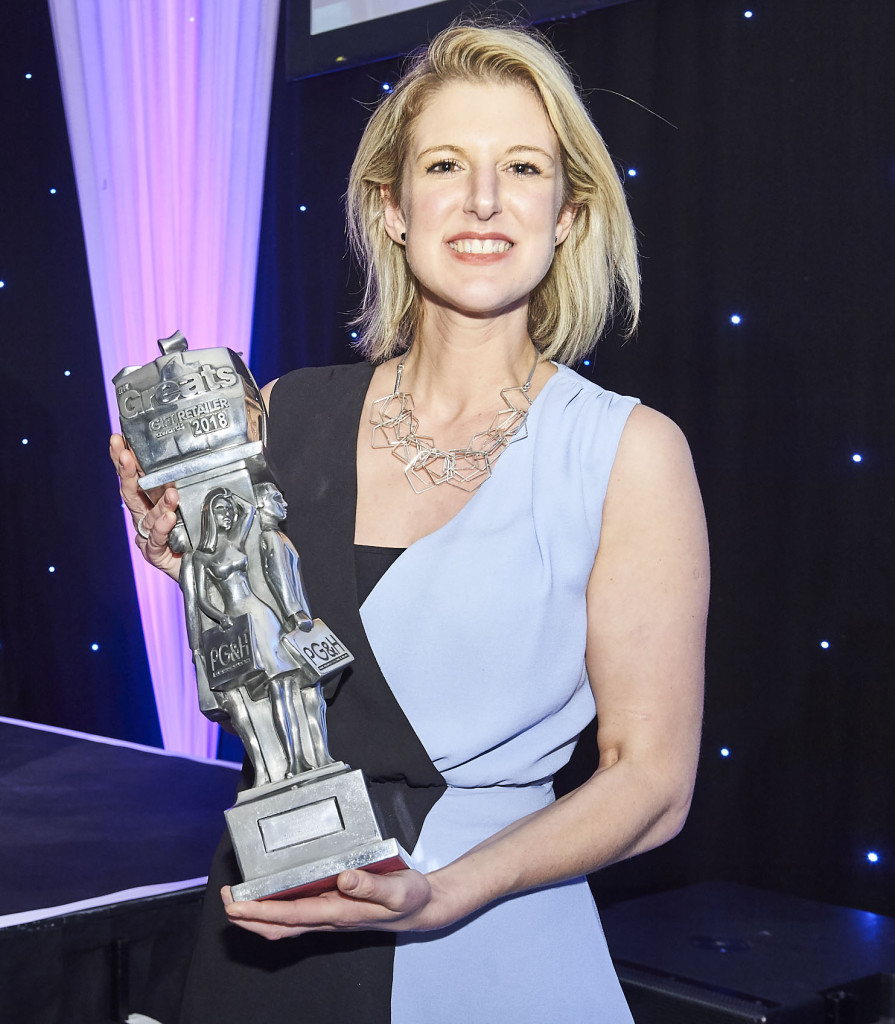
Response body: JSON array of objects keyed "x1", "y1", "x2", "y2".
[{"x1": 370, "y1": 343, "x2": 540, "y2": 493}]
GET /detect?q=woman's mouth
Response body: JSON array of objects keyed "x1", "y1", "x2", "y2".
[{"x1": 448, "y1": 238, "x2": 513, "y2": 254}]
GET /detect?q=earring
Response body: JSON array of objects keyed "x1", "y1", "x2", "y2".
[{"x1": 401, "y1": 232, "x2": 406, "y2": 242}]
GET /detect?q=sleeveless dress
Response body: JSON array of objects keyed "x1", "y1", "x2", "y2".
[{"x1": 179, "y1": 361, "x2": 637, "y2": 1024}]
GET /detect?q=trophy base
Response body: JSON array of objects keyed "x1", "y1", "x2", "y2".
[
  {"x1": 225, "y1": 764, "x2": 407, "y2": 902},
  {"x1": 231, "y1": 838, "x2": 406, "y2": 901}
]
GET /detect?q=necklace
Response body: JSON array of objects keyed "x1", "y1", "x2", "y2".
[{"x1": 370, "y1": 344, "x2": 540, "y2": 493}]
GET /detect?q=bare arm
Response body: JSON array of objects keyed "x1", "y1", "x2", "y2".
[{"x1": 224, "y1": 404, "x2": 709, "y2": 937}]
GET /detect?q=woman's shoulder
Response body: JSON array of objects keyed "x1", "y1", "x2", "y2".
[
  {"x1": 537, "y1": 363, "x2": 641, "y2": 438},
  {"x1": 263, "y1": 360, "x2": 375, "y2": 412}
]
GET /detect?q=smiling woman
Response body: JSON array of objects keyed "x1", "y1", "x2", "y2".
[
  {"x1": 110, "y1": 20, "x2": 707, "y2": 1024},
  {"x1": 348, "y1": 24, "x2": 640, "y2": 364}
]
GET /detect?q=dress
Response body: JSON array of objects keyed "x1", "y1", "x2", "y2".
[{"x1": 179, "y1": 361, "x2": 637, "y2": 1024}]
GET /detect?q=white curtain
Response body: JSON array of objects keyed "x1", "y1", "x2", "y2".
[{"x1": 49, "y1": 0, "x2": 280, "y2": 756}]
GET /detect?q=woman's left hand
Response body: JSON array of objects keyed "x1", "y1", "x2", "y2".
[{"x1": 222, "y1": 868, "x2": 449, "y2": 940}]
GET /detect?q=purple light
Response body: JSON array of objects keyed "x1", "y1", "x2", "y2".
[{"x1": 50, "y1": 0, "x2": 279, "y2": 757}]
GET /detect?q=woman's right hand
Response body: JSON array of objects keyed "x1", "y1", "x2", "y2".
[{"x1": 110, "y1": 433, "x2": 182, "y2": 581}]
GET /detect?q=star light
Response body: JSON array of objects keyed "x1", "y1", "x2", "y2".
[
  {"x1": 90, "y1": 643, "x2": 100, "y2": 651},
  {"x1": 299, "y1": 204, "x2": 307, "y2": 212},
  {"x1": 48, "y1": 566, "x2": 56, "y2": 573},
  {"x1": 852, "y1": 453, "x2": 862, "y2": 463},
  {"x1": 867, "y1": 851, "x2": 880, "y2": 863},
  {"x1": 720, "y1": 747, "x2": 730, "y2": 757},
  {"x1": 820, "y1": 640, "x2": 830, "y2": 649},
  {"x1": 730, "y1": 314, "x2": 742, "y2": 325},
  {"x1": 627, "y1": 168, "x2": 638, "y2": 177},
  {"x1": 382, "y1": 82, "x2": 392, "y2": 92},
  {"x1": 744, "y1": 10, "x2": 754, "y2": 17}
]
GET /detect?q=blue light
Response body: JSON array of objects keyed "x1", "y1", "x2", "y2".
[
  {"x1": 867, "y1": 851, "x2": 879, "y2": 863},
  {"x1": 720, "y1": 747, "x2": 730, "y2": 758},
  {"x1": 48, "y1": 566, "x2": 56, "y2": 573},
  {"x1": 730, "y1": 314, "x2": 742, "y2": 325},
  {"x1": 90, "y1": 643, "x2": 100, "y2": 652},
  {"x1": 583, "y1": 359, "x2": 591, "y2": 367},
  {"x1": 382, "y1": 82, "x2": 392, "y2": 92},
  {"x1": 299, "y1": 204, "x2": 307, "y2": 212},
  {"x1": 627, "y1": 168, "x2": 638, "y2": 178},
  {"x1": 49, "y1": 188, "x2": 57, "y2": 195},
  {"x1": 852, "y1": 453, "x2": 862, "y2": 463},
  {"x1": 64, "y1": 370, "x2": 71, "y2": 377},
  {"x1": 0, "y1": 281, "x2": 5, "y2": 288},
  {"x1": 744, "y1": 9, "x2": 753, "y2": 17},
  {"x1": 350, "y1": 331, "x2": 359, "y2": 339},
  {"x1": 21, "y1": 438, "x2": 28, "y2": 445},
  {"x1": 25, "y1": 73, "x2": 33, "y2": 80},
  {"x1": 820, "y1": 640, "x2": 830, "y2": 649}
]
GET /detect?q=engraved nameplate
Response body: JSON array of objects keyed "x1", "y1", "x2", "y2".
[{"x1": 259, "y1": 798, "x2": 345, "y2": 854}]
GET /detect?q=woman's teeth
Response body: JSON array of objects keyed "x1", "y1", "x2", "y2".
[{"x1": 448, "y1": 239, "x2": 513, "y2": 254}]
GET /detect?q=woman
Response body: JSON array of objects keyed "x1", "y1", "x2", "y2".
[{"x1": 111, "y1": 22, "x2": 708, "y2": 1024}]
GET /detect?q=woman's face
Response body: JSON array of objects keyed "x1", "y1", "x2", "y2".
[
  {"x1": 212, "y1": 496, "x2": 235, "y2": 530},
  {"x1": 383, "y1": 80, "x2": 576, "y2": 326}
]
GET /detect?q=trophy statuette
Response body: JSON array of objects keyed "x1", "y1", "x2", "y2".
[{"x1": 113, "y1": 331, "x2": 405, "y2": 900}]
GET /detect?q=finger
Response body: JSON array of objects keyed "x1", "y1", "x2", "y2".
[
  {"x1": 133, "y1": 489, "x2": 177, "y2": 542},
  {"x1": 337, "y1": 869, "x2": 405, "y2": 909},
  {"x1": 111, "y1": 436, "x2": 151, "y2": 520},
  {"x1": 224, "y1": 891, "x2": 373, "y2": 932}
]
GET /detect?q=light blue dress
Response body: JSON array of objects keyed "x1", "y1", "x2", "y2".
[{"x1": 360, "y1": 364, "x2": 639, "y2": 1023}]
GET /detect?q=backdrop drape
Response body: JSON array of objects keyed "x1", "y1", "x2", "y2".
[{"x1": 48, "y1": 0, "x2": 280, "y2": 756}]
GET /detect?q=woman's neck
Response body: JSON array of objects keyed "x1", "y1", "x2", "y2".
[{"x1": 398, "y1": 316, "x2": 539, "y2": 423}]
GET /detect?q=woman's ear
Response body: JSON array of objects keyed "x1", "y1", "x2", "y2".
[
  {"x1": 381, "y1": 184, "x2": 407, "y2": 245},
  {"x1": 554, "y1": 203, "x2": 578, "y2": 246}
]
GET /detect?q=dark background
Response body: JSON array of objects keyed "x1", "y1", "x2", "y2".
[{"x1": 1, "y1": 0, "x2": 892, "y2": 919}]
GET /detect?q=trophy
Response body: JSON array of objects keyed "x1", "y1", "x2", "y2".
[{"x1": 113, "y1": 331, "x2": 405, "y2": 900}]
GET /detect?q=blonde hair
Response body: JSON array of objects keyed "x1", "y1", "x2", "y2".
[{"x1": 346, "y1": 22, "x2": 640, "y2": 365}]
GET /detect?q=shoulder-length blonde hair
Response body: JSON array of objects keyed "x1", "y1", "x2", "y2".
[{"x1": 346, "y1": 22, "x2": 639, "y2": 366}]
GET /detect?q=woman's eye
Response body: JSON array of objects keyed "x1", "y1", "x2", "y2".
[
  {"x1": 426, "y1": 159, "x2": 459, "y2": 174},
  {"x1": 509, "y1": 162, "x2": 541, "y2": 176}
]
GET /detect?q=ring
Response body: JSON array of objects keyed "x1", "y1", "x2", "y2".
[{"x1": 136, "y1": 515, "x2": 151, "y2": 540}]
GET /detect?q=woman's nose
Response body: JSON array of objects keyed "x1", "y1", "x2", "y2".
[{"x1": 463, "y1": 167, "x2": 502, "y2": 219}]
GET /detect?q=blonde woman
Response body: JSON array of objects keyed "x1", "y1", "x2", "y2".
[{"x1": 112, "y1": 22, "x2": 708, "y2": 1024}]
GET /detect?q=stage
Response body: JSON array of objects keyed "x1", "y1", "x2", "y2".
[{"x1": 0, "y1": 717, "x2": 240, "y2": 1022}]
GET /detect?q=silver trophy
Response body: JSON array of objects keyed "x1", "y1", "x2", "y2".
[{"x1": 114, "y1": 331, "x2": 404, "y2": 900}]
